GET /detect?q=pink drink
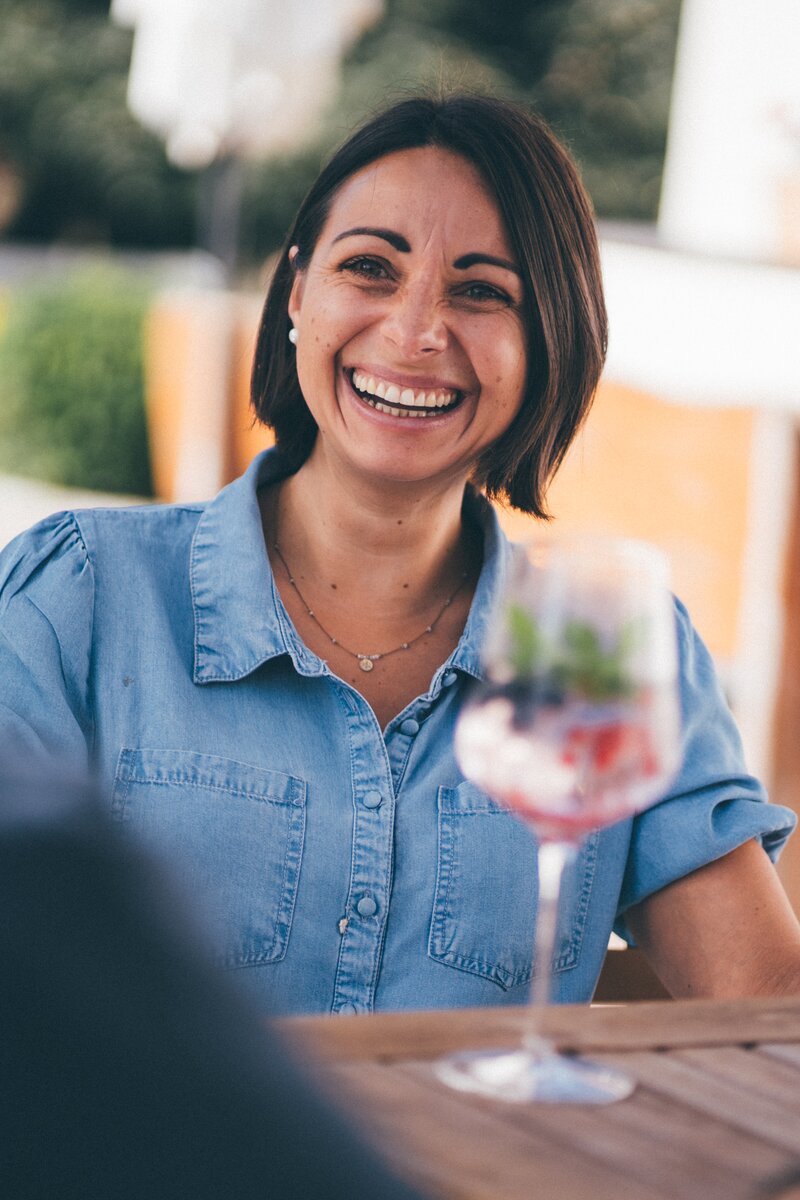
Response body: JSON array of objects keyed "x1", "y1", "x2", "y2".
[
  {"x1": 438, "y1": 539, "x2": 681, "y2": 1105},
  {"x1": 455, "y1": 682, "x2": 679, "y2": 843}
]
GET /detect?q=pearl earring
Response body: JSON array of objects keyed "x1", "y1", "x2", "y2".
[{"x1": 288, "y1": 327, "x2": 299, "y2": 346}]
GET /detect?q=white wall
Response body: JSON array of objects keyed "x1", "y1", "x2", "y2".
[{"x1": 659, "y1": 0, "x2": 800, "y2": 261}]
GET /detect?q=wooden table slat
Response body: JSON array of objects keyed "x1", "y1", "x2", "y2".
[
  {"x1": 759, "y1": 1043, "x2": 800, "y2": 1067},
  {"x1": 674, "y1": 1046, "x2": 800, "y2": 1111},
  {"x1": 593, "y1": 1050, "x2": 800, "y2": 1155},
  {"x1": 283, "y1": 996, "x2": 800, "y2": 1062},
  {"x1": 565, "y1": 1073, "x2": 792, "y2": 1183}
]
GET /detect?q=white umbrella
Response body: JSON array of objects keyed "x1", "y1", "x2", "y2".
[{"x1": 111, "y1": 0, "x2": 383, "y2": 169}]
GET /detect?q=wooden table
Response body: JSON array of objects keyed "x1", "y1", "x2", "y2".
[{"x1": 283, "y1": 998, "x2": 800, "y2": 1200}]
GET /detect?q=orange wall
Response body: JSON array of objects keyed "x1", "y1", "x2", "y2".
[
  {"x1": 143, "y1": 300, "x2": 195, "y2": 503},
  {"x1": 497, "y1": 383, "x2": 755, "y2": 661},
  {"x1": 227, "y1": 295, "x2": 273, "y2": 480}
]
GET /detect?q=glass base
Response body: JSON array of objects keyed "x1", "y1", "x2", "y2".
[{"x1": 434, "y1": 1047, "x2": 635, "y2": 1104}]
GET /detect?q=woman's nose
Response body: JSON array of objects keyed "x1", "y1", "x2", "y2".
[{"x1": 381, "y1": 282, "x2": 448, "y2": 356}]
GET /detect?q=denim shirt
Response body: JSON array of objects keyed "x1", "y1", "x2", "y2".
[{"x1": 0, "y1": 449, "x2": 794, "y2": 1014}]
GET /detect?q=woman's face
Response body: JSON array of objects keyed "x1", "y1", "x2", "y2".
[{"x1": 288, "y1": 146, "x2": 528, "y2": 491}]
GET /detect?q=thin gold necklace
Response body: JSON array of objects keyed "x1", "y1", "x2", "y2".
[{"x1": 272, "y1": 541, "x2": 468, "y2": 673}]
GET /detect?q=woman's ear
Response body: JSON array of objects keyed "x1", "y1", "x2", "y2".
[{"x1": 287, "y1": 246, "x2": 304, "y2": 328}]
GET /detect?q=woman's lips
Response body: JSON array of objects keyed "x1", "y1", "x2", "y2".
[{"x1": 346, "y1": 367, "x2": 463, "y2": 418}]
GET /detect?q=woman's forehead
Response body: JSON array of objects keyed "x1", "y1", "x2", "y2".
[{"x1": 318, "y1": 146, "x2": 514, "y2": 257}]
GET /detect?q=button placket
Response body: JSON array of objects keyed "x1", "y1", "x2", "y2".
[
  {"x1": 385, "y1": 708, "x2": 423, "y2": 793},
  {"x1": 331, "y1": 691, "x2": 396, "y2": 1015}
]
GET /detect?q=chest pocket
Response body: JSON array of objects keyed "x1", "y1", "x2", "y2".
[
  {"x1": 112, "y1": 748, "x2": 306, "y2": 969},
  {"x1": 428, "y1": 782, "x2": 598, "y2": 990}
]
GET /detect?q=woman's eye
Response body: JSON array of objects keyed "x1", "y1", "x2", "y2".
[
  {"x1": 340, "y1": 256, "x2": 391, "y2": 281},
  {"x1": 459, "y1": 281, "x2": 512, "y2": 304}
]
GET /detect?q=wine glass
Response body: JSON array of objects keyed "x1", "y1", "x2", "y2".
[{"x1": 435, "y1": 534, "x2": 681, "y2": 1104}]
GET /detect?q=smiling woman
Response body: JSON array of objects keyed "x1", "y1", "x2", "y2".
[
  {"x1": 282, "y1": 146, "x2": 528, "y2": 503},
  {"x1": 1, "y1": 93, "x2": 798, "y2": 1019}
]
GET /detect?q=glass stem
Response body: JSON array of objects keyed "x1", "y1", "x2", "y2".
[{"x1": 523, "y1": 840, "x2": 577, "y2": 1057}]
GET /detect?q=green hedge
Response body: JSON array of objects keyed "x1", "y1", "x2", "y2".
[{"x1": 0, "y1": 266, "x2": 153, "y2": 495}]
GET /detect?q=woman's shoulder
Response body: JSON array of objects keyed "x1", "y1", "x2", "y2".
[
  {"x1": 0, "y1": 501, "x2": 206, "y2": 606},
  {"x1": 0, "y1": 510, "x2": 90, "y2": 608}
]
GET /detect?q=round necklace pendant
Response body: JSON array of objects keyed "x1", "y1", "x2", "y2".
[{"x1": 358, "y1": 657, "x2": 375, "y2": 673}]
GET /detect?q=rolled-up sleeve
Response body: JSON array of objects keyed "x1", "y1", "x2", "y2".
[
  {"x1": 614, "y1": 597, "x2": 796, "y2": 939},
  {"x1": 0, "y1": 513, "x2": 94, "y2": 768}
]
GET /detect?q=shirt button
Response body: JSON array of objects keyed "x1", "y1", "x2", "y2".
[
  {"x1": 399, "y1": 718, "x2": 420, "y2": 736},
  {"x1": 363, "y1": 790, "x2": 382, "y2": 809},
  {"x1": 442, "y1": 670, "x2": 458, "y2": 687},
  {"x1": 356, "y1": 895, "x2": 378, "y2": 918}
]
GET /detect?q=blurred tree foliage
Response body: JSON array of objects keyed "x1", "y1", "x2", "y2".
[
  {"x1": 0, "y1": 0, "x2": 681, "y2": 259},
  {"x1": 0, "y1": 0, "x2": 196, "y2": 246},
  {"x1": 347, "y1": 0, "x2": 683, "y2": 221},
  {"x1": 0, "y1": 266, "x2": 153, "y2": 494},
  {"x1": 530, "y1": 0, "x2": 683, "y2": 219}
]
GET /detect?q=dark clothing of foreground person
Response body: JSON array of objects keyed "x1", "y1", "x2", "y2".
[{"x1": 0, "y1": 763, "x2": 426, "y2": 1200}]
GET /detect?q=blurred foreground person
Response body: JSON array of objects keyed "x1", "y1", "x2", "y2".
[{"x1": 0, "y1": 761, "x2": 426, "y2": 1200}]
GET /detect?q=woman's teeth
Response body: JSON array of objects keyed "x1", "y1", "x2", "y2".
[{"x1": 350, "y1": 369, "x2": 460, "y2": 417}]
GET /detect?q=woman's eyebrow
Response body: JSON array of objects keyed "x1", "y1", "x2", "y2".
[
  {"x1": 453, "y1": 252, "x2": 521, "y2": 276},
  {"x1": 331, "y1": 227, "x2": 410, "y2": 251},
  {"x1": 330, "y1": 229, "x2": 520, "y2": 277}
]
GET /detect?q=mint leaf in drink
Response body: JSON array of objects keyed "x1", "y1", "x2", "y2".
[
  {"x1": 503, "y1": 611, "x2": 640, "y2": 701},
  {"x1": 561, "y1": 620, "x2": 637, "y2": 701},
  {"x1": 564, "y1": 621, "x2": 603, "y2": 660}
]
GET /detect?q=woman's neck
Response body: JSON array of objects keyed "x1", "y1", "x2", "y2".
[{"x1": 264, "y1": 446, "x2": 477, "y2": 610}]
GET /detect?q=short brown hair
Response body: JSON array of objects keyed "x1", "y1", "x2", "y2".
[{"x1": 251, "y1": 93, "x2": 607, "y2": 517}]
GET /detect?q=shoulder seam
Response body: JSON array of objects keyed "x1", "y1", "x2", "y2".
[{"x1": 59, "y1": 512, "x2": 97, "y2": 755}]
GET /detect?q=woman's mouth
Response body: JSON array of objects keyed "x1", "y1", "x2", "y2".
[{"x1": 346, "y1": 368, "x2": 463, "y2": 418}]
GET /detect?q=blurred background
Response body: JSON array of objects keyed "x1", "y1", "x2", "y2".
[{"x1": 1, "y1": 0, "x2": 799, "y2": 910}]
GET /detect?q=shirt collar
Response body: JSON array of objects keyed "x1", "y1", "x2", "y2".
[
  {"x1": 191, "y1": 447, "x2": 516, "y2": 685},
  {"x1": 191, "y1": 448, "x2": 318, "y2": 683},
  {"x1": 446, "y1": 488, "x2": 514, "y2": 682}
]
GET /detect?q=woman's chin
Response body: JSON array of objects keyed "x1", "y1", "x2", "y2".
[{"x1": 341, "y1": 399, "x2": 471, "y2": 482}]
